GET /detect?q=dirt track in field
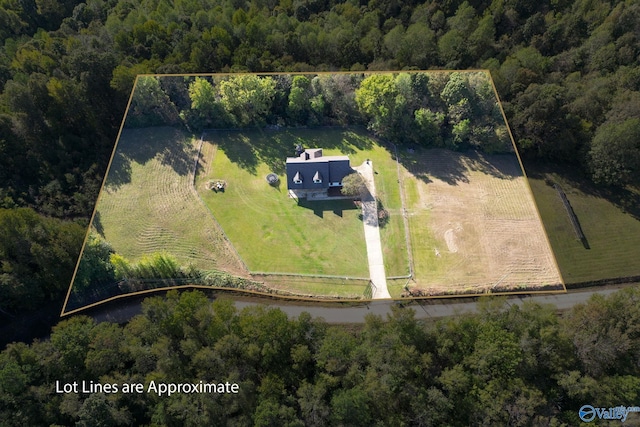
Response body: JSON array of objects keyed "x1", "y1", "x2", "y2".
[{"x1": 403, "y1": 148, "x2": 563, "y2": 294}]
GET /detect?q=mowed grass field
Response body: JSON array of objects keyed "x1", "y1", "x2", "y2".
[
  {"x1": 399, "y1": 148, "x2": 563, "y2": 294},
  {"x1": 83, "y1": 125, "x2": 604, "y2": 301},
  {"x1": 527, "y1": 170, "x2": 640, "y2": 284},
  {"x1": 197, "y1": 127, "x2": 409, "y2": 279},
  {"x1": 256, "y1": 275, "x2": 371, "y2": 298},
  {"x1": 91, "y1": 127, "x2": 246, "y2": 274}
]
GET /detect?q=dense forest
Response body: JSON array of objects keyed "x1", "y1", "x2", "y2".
[{"x1": 2, "y1": 288, "x2": 640, "y2": 425}]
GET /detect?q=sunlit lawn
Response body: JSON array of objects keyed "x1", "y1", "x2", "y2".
[
  {"x1": 198, "y1": 127, "x2": 408, "y2": 277},
  {"x1": 93, "y1": 127, "x2": 234, "y2": 270},
  {"x1": 260, "y1": 275, "x2": 371, "y2": 298}
]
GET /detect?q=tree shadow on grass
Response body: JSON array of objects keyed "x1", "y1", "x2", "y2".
[
  {"x1": 103, "y1": 151, "x2": 132, "y2": 190},
  {"x1": 255, "y1": 129, "x2": 297, "y2": 175},
  {"x1": 214, "y1": 132, "x2": 260, "y2": 175},
  {"x1": 295, "y1": 127, "x2": 374, "y2": 156},
  {"x1": 397, "y1": 148, "x2": 469, "y2": 185},
  {"x1": 92, "y1": 211, "x2": 105, "y2": 237},
  {"x1": 464, "y1": 151, "x2": 522, "y2": 180},
  {"x1": 397, "y1": 147, "x2": 522, "y2": 186},
  {"x1": 104, "y1": 127, "x2": 197, "y2": 189},
  {"x1": 158, "y1": 142, "x2": 197, "y2": 177},
  {"x1": 603, "y1": 186, "x2": 640, "y2": 221},
  {"x1": 525, "y1": 159, "x2": 640, "y2": 222},
  {"x1": 211, "y1": 127, "x2": 377, "y2": 177},
  {"x1": 338, "y1": 129, "x2": 375, "y2": 153}
]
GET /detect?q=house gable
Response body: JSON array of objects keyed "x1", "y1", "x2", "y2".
[{"x1": 285, "y1": 148, "x2": 352, "y2": 191}]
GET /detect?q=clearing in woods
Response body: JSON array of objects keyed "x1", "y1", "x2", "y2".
[{"x1": 72, "y1": 126, "x2": 564, "y2": 305}]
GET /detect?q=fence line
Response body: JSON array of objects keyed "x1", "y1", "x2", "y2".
[
  {"x1": 250, "y1": 271, "x2": 370, "y2": 281},
  {"x1": 392, "y1": 142, "x2": 415, "y2": 278},
  {"x1": 387, "y1": 275, "x2": 412, "y2": 280}
]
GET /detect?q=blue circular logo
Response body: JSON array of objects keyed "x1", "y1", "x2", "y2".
[{"x1": 579, "y1": 405, "x2": 596, "y2": 422}]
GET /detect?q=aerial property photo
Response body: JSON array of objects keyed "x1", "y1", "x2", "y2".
[{"x1": 63, "y1": 71, "x2": 565, "y2": 313}]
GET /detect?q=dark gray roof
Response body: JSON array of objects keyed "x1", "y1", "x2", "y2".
[{"x1": 285, "y1": 149, "x2": 352, "y2": 190}]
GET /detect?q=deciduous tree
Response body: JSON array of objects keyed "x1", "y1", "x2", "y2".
[
  {"x1": 219, "y1": 75, "x2": 276, "y2": 127},
  {"x1": 589, "y1": 118, "x2": 640, "y2": 185},
  {"x1": 340, "y1": 172, "x2": 367, "y2": 198}
]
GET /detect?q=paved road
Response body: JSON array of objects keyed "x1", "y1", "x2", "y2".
[
  {"x1": 354, "y1": 162, "x2": 391, "y2": 299},
  {"x1": 235, "y1": 287, "x2": 627, "y2": 322},
  {"x1": 90, "y1": 285, "x2": 635, "y2": 325}
]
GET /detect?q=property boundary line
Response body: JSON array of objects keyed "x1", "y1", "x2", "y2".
[
  {"x1": 61, "y1": 284, "x2": 374, "y2": 317},
  {"x1": 61, "y1": 279, "x2": 578, "y2": 317},
  {"x1": 488, "y1": 70, "x2": 567, "y2": 293},
  {"x1": 192, "y1": 132, "x2": 251, "y2": 274},
  {"x1": 60, "y1": 75, "x2": 142, "y2": 317},
  {"x1": 62, "y1": 71, "x2": 574, "y2": 316},
  {"x1": 61, "y1": 272, "x2": 640, "y2": 318}
]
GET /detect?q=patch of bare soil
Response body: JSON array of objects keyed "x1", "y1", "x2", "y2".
[{"x1": 444, "y1": 228, "x2": 459, "y2": 253}]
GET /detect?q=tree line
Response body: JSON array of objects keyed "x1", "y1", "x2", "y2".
[
  {"x1": 131, "y1": 71, "x2": 510, "y2": 152},
  {"x1": 1, "y1": 0, "x2": 638, "y2": 217},
  {"x1": 1, "y1": 287, "x2": 640, "y2": 426}
]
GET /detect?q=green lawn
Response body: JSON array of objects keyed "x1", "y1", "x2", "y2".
[
  {"x1": 92, "y1": 127, "x2": 245, "y2": 273},
  {"x1": 198, "y1": 127, "x2": 409, "y2": 278},
  {"x1": 83, "y1": 126, "x2": 412, "y2": 301},
  {"x1": 527, "y1": 171, "x2": 640, "y2": 284},
  {"x1": 258, "y1": 275, "x2": 371, "y2": 298},
  {"x1": 197, "y1": 128, "x2": 408, "y2": 277}
]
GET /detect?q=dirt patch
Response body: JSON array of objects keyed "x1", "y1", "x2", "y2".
[{"x1": 444, "y1": 228, "x2": 458, "y2": 253}]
